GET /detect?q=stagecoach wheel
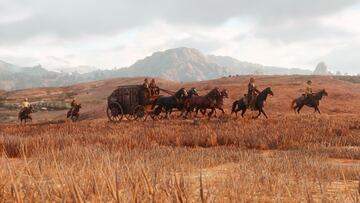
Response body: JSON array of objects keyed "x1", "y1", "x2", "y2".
[
  {"x1": 125, "y1": 114, "x2": 136, "y2": 121},
  {"x1": 106, "y1": 102, "x2": 124, "y2": 122},
  {"x1": 125, "y1": 108, "x2": 136, "y2": 121},
  {"x1": 149, "y1": 104, "x2": 162, "y2": 120},
  {"x1": 134, "y1": 105, "x2": 147, "y2": 121},
  {"x1": 149, "y1": 112, "x2": 159, "y2": 121}
]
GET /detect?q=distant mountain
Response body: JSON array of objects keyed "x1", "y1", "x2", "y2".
[
  {"x1": 125, "y1": 47, "x2": 228, "y2": 81},
  {"x1": 0, "y1": 60, "x2": 22, "y2": 74},
  {"x1": 207, "y1": 55, "x2": 312, "y2": 75},
  {"x1": 206, "y1": 55, "x2": 263, "y2": 74},
  {"x1": 0, "y1": 47, "x2": 315, "y2": 90},
  {"x1": 121, "y1": 48, "x2": 312, "y2": 80}
]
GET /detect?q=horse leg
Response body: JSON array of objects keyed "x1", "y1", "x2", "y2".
[
  {"x1": 261, "y1": 109, "x2": 269, "y2": 119},
  {"x1": 297, "y1": 104, "x2": 304, "y2": 114},
  {"x1": 169, "y1": 109, "x2": 173, "y2": 117},
  {"x1": 208, "y1": 108, "x2": 215, "y2": 120},
  {"x1": 166, "y1": 108, "x2": 172, "y2": 119},
  {"x1": 241, "y1": 108, "x2": 247, "y2": 118},
  {"x1": 185, "y1": 106, "x2": 193, "y2": 118},
  {"x1": 196, "y1": 107, "x2": 204, "y2": 116},
  {"x1": 178, "y1": 109, "x2": 184, "y2": 118},
  {"x1": 253, "y1": 110, "x2": 262, "y2": 119},
  {"x1": 195, "y1": 107, "x2": 200, "y2": 118},
  {"x1": 293, "y1": 104, "x2": 298, "y2": 113},
  {"x1": 315, "y1": 106, "x2": 321, "y2": 114}
]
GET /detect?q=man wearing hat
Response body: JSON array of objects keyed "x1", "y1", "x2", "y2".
[
  {"x1": 68, "y1": 98, "x2": 78, "y2": 117},
  {"x1": 20, "y1": 98, "x2": 31, "y2": 115},
  {"x1": 149, "y1": 78, "x2": 159, "y2": 96},
  {"x1": 247, "y1": 77, "x2": 260, "y2": 110},
  {"x1": 143, "y1": 78, "x2": 151, "y2": 98},
  {"x1": 304, "y1": 80, "x2": 313, "y2": 101}
]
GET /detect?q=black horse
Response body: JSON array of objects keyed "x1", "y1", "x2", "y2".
[
  {"x1": 18, "y1": 106, "x2": 33, "y2": 124},
  {"x1": 291, "y1": 89, "x2": 328, "y2": 114},
  {"x1": 232, "y1": 87, "x2": 274, "y2": 119},
  {"x1": 152, "y1": 88, "x2": 187, "y2": 118}
]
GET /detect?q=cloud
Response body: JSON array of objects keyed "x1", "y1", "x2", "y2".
[
  {"x1": 0, "y1": 0, "x2": 359, "y2": 73},
  {"x1": 0, "y1": 0, "x2": 357, "y2": 43},
  {"x1": 0, "y1": 0, "x2": 33, "y2": 24}
]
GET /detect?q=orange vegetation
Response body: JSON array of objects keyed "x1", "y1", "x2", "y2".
[{"x1": 0, "y1": 76, "x2": 359, "y2": 202}]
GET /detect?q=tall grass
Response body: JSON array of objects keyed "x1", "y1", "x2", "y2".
[{"x1": 0, "y1": 114, "x2": 359, "y2": 202}]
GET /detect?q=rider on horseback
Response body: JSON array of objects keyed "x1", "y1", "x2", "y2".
[
  {"x1": 68, "y1": 98, "x2": 78, "y2": 117},
  {"x1": 20, "y1": 98, "x2": 30, "y2": 114},
  {"x1": 247, "y1": 77, "x2": 260, "y2": 110},
  {"x1": 304, "y1": 80, "x2": 313, "y2": 101}
]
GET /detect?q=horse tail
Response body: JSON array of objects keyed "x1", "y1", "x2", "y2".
[
  {"x1": 231, "y1": 100, "x2": 238, "y2": 113},
  {"x1": 291, "y1": 99, "x2": 297, "y2": 109}
]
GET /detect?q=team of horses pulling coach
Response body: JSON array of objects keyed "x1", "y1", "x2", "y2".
[{"x1": 16, "y1": 77, "x2": 328, "y2": 123}]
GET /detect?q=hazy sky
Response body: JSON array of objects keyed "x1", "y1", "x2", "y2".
[{"x1": 0, "y1": 0, "x2": 359, "y2": 73}]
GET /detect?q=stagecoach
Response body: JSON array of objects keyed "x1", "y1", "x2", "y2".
[{"x1": 106, "y1": 85, "x2": 159, "y2": 122}]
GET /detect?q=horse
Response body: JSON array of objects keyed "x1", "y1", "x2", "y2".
[
  {"x1": 291, "y1": 89, "x2": 328, "y2": 114},
  {"x1": 232, "y1": 87, "x2": 274, "y2": 119},
  {"x1": 183, "y1": 87, "x2": 222, "y2": 119},
  {"x1": 198, "y1": 89, "x2": 229, "y2": 117},
  {"x1": 178, "y1": 88, "x2": 199, "y2": 117},
  {"x1": 152, "y1": 88, "x2": 188, "y2": 118},
  {"x1": 18, "y1": 106, "x2": 33, "y2": 124},
  {"x1": 67, "y1": 104, "x2": 82, "y2": 122}
]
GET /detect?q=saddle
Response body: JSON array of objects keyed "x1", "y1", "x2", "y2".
[
  {"x1": 243, "y1": 94, "x2": 257, "y2": 110},
  {"x1": 20, "y1": 107, "x2": 30, "y2": 114},
  {"x1": 301, "y1": 93, "x2": 314, "y2": 102}
]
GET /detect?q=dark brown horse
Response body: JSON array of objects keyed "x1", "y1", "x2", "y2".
[
  {"x1": 183, "y1": 87, "x2": 221, "y2": 119},
  {"x1": 18, "y1": 106, "x2": 33, "y2": 124},
  {"x1": 232, "y1": 87, "x2": 274, "y2": 119},
  {"x1": 198, "y1": 89, "x2": 229, "y2": 117},
  {"x1": 178, "y1": 87, "x2": 199, "y2": 117},
  {"x1": 291, "y1": 89, "x2": 328, "y2": 114},
  {"x1": 67, "y1": 104, "x2": 82, "y2": 122}
]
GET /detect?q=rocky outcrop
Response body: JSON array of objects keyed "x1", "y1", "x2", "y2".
[{"x1": 314, "y1": 62, "x2": 331, "y2": 75}]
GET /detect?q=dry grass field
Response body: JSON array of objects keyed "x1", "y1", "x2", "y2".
[{"x1": 1, "y1": 76, "x2": 360, "y2": 202}]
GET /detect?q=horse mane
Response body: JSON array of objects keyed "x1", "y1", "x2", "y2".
[
  {"x1": 257, "y1": 87, "x2": 272, "y2": 102},
  {"x1": 259, "y1": 87, "x2": 271, "y2": 95},
  {"x1": 206, "y1": 88, "x2": 219, "y2": 98},
  {"x1": 174, "y1": 88, "x2": 186, "y2": 99},
  {"x1": 314, "y1": 89, "x2": 327, "y2": 100}
]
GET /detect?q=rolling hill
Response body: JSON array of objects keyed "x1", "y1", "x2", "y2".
[{"x1": 0, "y1": 75, "x2": 359, "y2": 123}]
